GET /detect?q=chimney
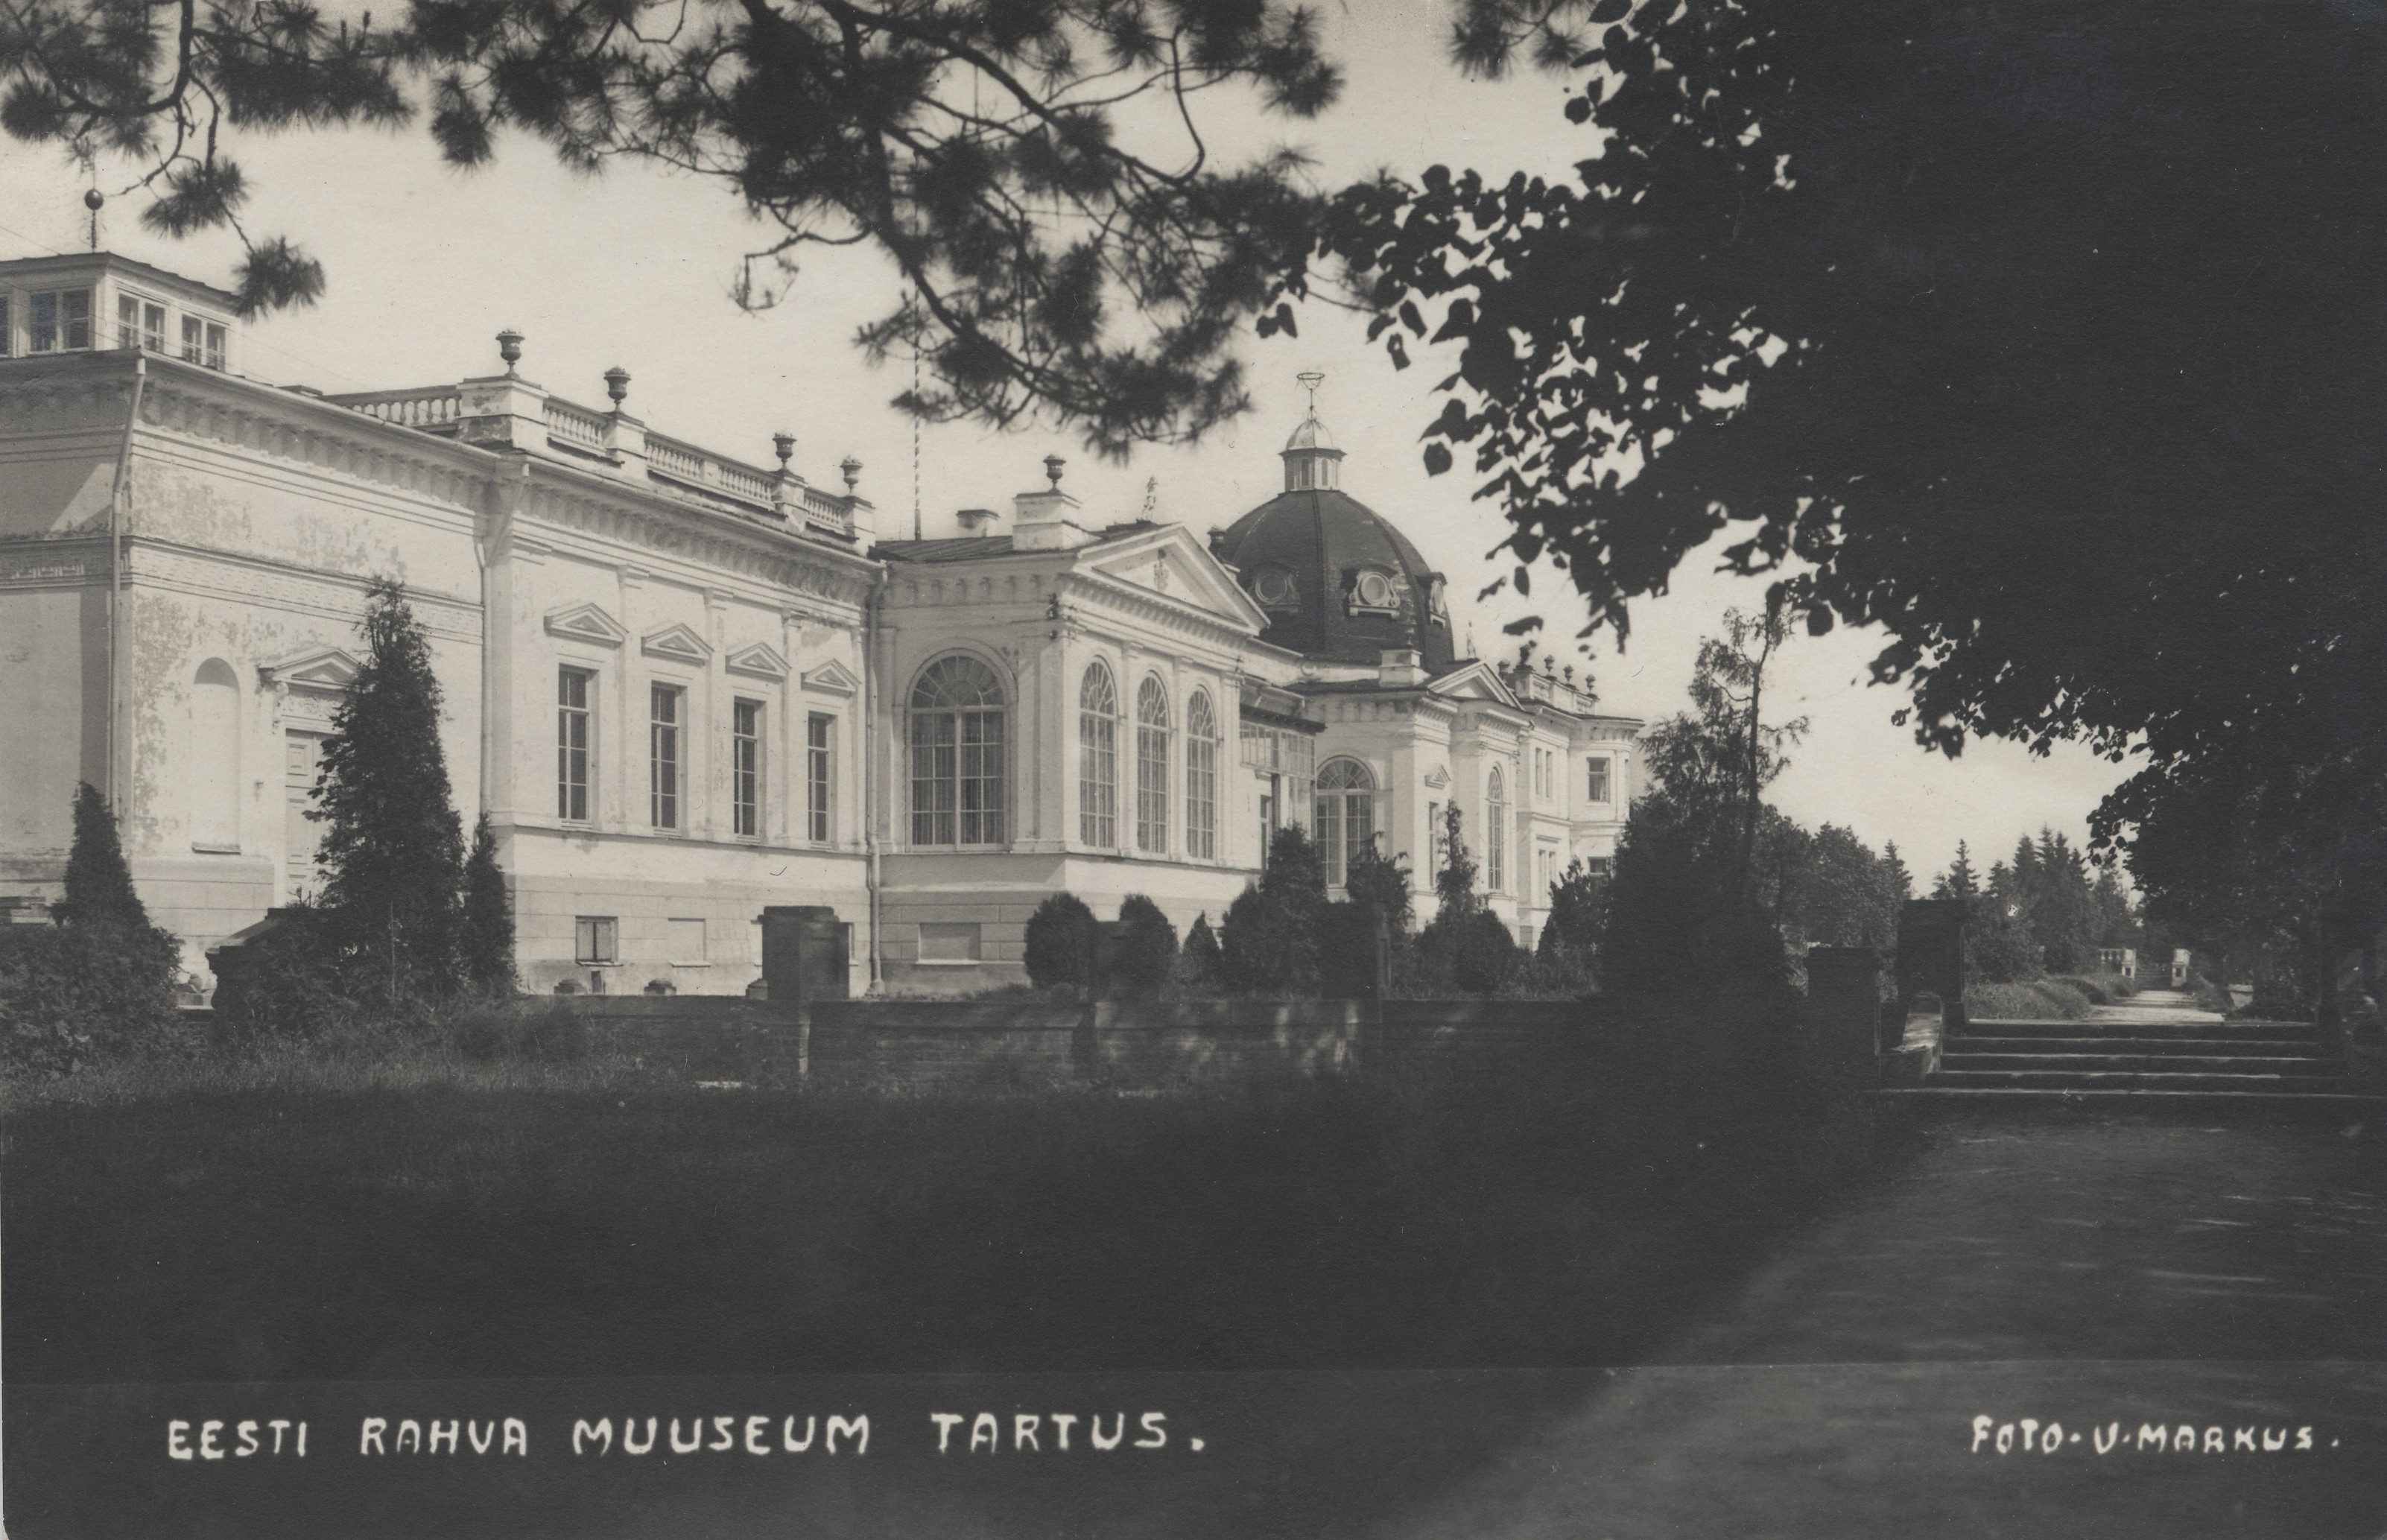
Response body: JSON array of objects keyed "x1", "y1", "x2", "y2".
[
  {"x1": 1012, "y1": 454, "x2": 1093, "y2": 551},
  {"x1": 1378, "y1": 647, "x2": 1427, "y2": 688},
  {"x1": 957, "y1": 507, "x2": 1001, "y2": 537}
]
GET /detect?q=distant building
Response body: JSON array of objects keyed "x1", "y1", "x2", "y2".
[{"x1": 0, "y1": 252, "x2": 1642, "y2": 996}]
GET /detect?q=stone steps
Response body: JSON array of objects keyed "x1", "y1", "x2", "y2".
[
  {"x1": 1943, "y1": 1051, "x2": 2343, "y2": 1074},
  {"x1": 1908, "y1": 1015, "x2": 2375, "y2": 1109},
  {"x1": 1932, "y1": 1068, "x2": 2351, "y2": 1093},
  {"x1": 1872, "y1": 1086, "x2": 2386, "y2": 1121}
]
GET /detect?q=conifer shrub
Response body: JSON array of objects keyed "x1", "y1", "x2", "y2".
[
  {"x1": 1219, "y1": 826, "x2": 1328, "y2": 994},
  {"x1": 1, "y1": 785, "x2": 186, "y2": 1077},
  {"x1": 460, "y1": 814, "x2": 517, "y2": 998},
  {"x1": 1177, "y1": 912, "x2": 1224, "y2": 990},
  {"x1": 1106, "y1": 895, "x2": 1179, "y2": 1001},
  {"x1": 1220, "y1": 884, "x2": 1307, "y2": 994},
  {"x1": 1024, "y1": 891, "x2": 1100, "y2": 991}
]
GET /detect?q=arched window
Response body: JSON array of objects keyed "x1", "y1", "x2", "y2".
[
  {"x1": 1135, "y1": 676, "x2": 1170, "y2": 855},
  {"x1": 1315, "y1": 758, "x2": 1375, "y2": 888},
  {"x1": 1185, "y1": 688, "x2": 1217, "y2": 860},
  {"x1": 1079, "y1": 661, "x2": 1118, "y2": 846},
  {"x1": 909, "y1": 654, "x2": 1007, "y2": 846},
  {"x1": 189, "y1": 658, "x2": 241, "y2": 850},
  {"x1": 1485, "y1": 765, "x2": 1506, "y2": 891}
]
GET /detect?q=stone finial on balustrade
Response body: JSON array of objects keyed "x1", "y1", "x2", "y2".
[
  {"x1": 604, "y1": 367, "x2": 630, "y2": 406},
  {"x1": 497, "y1": 329, "x2": 524, "y2": 374},
  {"x1": 840, "y1": 456, "x2": 862, "y2": 492},
  {"x1": 773, "y1": 432, "x2": 796, "y2": 468}
]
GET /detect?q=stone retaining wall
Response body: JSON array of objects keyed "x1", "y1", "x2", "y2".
[{"x1": 549, "y1": 995, "x2": 1617, "y2": 1091}]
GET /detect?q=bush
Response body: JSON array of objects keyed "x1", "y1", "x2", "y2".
[
  {"x1": 449, "y1": 1001, "x2": 591, "y2": 1063},
  {"x1": 1220, "y1": 884, "x2": 1313, "y2": 994},
  {"x1": 1177, "y1": 913, "x2": 1224, "y2": 989},
  {"x1": 1219, "y1": 826, "x2": 1330, "y2": 994},
  {"x1": 1442, "y1": 907, "x2": 1518, "y2": 993},
  {"x1": 209, "y1": 905, "x2": 353, "y2": 1038},
  {"x1": 1, "y1": 924, "x2": 188, "y2": 1077},
  {"x1": 1, "y1": 785, "x2": 188, "y2": 1078},
  {"x1": 1343, "y1": 841, "x2": 1414, "y2": 948},
  {"x1": 1023, "y1": 892, "x2": 1100, "y2": 992},
  {"x1": 1106, "y1": 895, "x2": 1178, "y2": 1000},
  {"x1": 1964, "y1": 978, "x2": 2093, "y2": 1020}
]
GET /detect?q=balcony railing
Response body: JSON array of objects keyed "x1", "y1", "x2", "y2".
[
  {"x1": 543, "y1": 396, "x2": 609, "y2": 451},
  {"x1": 800, "y1": 487, "x2": 854, "y2": 538},
  {"x1": 329, "y1": 387, "x2": 461, "y2": 430},
  {"x1": 647, "y1": 431, "x2": 784, "y2": 514}
]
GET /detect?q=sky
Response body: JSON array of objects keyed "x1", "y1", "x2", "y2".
[{"x1": 0, "y1": 1, "x2": 2134, "y2": 884}]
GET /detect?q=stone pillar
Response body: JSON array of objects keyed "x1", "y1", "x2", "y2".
[
  {"x1": 1802, "y1": 945, "x2": 1884, "y2": 1083},
  {"x1": 1895, "y1": 898, "x2": 1970, "y2": 1042},
  {"x1": 760, "y1": 905, "x2": 851, "y2": 1006}
]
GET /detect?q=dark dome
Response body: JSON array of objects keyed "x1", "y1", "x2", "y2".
[{"x1": 1214, "y1": 479, "x2": 1456, "y2": 670}]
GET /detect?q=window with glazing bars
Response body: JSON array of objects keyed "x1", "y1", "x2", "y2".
[
  {"x1": 30, "y1": 289, "x2": 91, "y2": 352},
  {"x1": 1079, "y1": 662, "x2": 1117, "y2": 847},
  {"x1": 650, "y1": 684, "x2": 681, "y2": 829},
  {"x1": 1185, "y1": 689, "x2": 1217, "y2": 859},
  {"x1": 732, "y1": 700, "x2": 763, "y2": 837},
  {"x1": 557, "y1": 668, "x2": 591, "y2": 821},
  {"x1": 807, "y1": 713, "x2": 834, "y2": 843},
  {"x1": 118, "y1": 294, "x2": 165, "y2": 352},
  {"x1": 1135, "y1": 676, "x2": 1170, "y2": 854},
  {"x1": 908, "y1": 655, "x2": 1007, "y2": 845}
]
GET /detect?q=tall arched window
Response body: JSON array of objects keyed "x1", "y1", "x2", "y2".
[
  {"x1": 1185, "y1": 688, "x2": 1217, "y2": 860},
  {"x1": 1315, "y1": 758, "x2": 1376, "y2": 888},
  {"x1": 189, "y1": 658, "x2": 241, "y2": 850},
  {"x1": 1485, "y1": 765, "x2": 1506, "y2": 891},
  {"x1": 1079, "y1": 661, "x2": 1118, "y2": 846},
  {"x1": 910, "y1": 654, "x2": 1007, "y2": 846},
  {"x1": 1135, "y1": 676, "x2": 1170, "y2": 854}
]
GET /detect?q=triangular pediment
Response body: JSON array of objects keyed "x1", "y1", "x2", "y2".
[
  {"x1": 724, "y1": 641, "x2": 788, "y2": 680},
  {"x1": 801, "y1": 659, "x2": 861, "y2": 697},
  {"x1": 545, "y1": 602, "x2": 628, "y2": 647},
  {"x1": 641, "y1": 622, "x2": 714, "y2": 663},
  {"x1": 259, "y1": 647, "x2": 361, "y2": 691},
  {"x1": 1426, "y1": 661, "x2": 1520, "y2": 706},
  {"x1": 1079, "y1": 524, "x2": 1270, "y2": 632}
]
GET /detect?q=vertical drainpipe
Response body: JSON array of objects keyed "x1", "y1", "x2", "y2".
[
  {"x1": 863, "y1": 563, "x2": 889, "y2": 995},
  {"x1": 105, "y1": 354, "x2": 149, "y2": 808}
]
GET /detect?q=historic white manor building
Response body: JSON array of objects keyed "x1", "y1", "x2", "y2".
[{"x1": 0, "y1": 251, "x2": 1642, "y2": 996}]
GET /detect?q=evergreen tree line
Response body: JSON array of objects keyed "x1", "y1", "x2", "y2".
[{"x1": 1930, "y1": 833, "x2": 2139, "y2": 983}]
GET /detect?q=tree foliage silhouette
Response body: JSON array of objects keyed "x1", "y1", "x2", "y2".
[
  {"x1": 312, "y1": 577, "x2": 465, "y2": 1005},
  {"x1": 2, "y1": 0, "x2": 1337, "y2": 453}
]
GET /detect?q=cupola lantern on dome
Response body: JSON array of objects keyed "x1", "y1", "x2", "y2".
[
  {"x1": 1211, "y1": 376, "x2": 1455, "y2": 672},
  {"x1": 1281, "y1": 370, "x2": 1345, "y2": 492}
]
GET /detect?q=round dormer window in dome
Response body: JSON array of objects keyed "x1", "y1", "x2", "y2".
[
  {"x1": 1347, "y1": 567, "x2": 1401, "y2": 617},
  {"x1": 1252, "y1": 565, "x2": 1299, "y2": 609}
]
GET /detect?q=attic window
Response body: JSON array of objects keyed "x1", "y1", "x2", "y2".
[
  {"x1": 1347, "y1": 568, "x2": 1400, "y2": 616},
  {"x1": 1252, "y1": 566, "x2": 1298, "y2": 608}
]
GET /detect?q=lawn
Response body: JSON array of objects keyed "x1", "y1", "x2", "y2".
[{"x1": 4, "y1": 1019, "x2": 1903, "y2": 1385}]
